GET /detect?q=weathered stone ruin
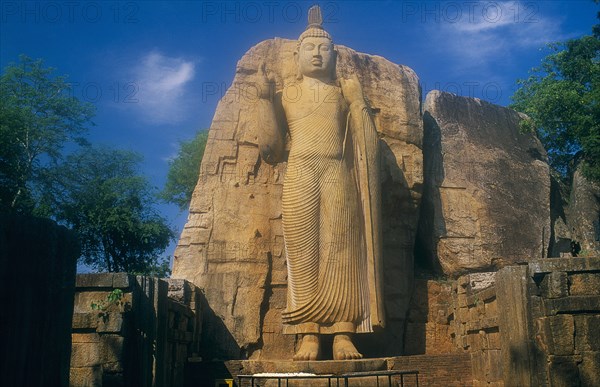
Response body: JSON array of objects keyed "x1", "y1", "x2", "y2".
[
  {"x1": 165, "y1": 35, "x2": 600, "y2": 386},
  {"x1": 44, "y1": 28, "x2": 598, "y2": 385},
  {"x1": 69, "y1": 273, "x2": 203, "y2": 386}
]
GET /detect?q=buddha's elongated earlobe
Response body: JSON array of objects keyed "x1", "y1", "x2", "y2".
[{"x1": 294, "y1": 50, "x2": 302, "y2": 81}]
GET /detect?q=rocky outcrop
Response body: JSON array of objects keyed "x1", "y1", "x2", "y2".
[
  {"x1": 172, "y1": 39, "x2": 422, "y2": 359},
  {"x1": 417, "y1": 91, "x2": 551, "y2": 277},
  {"x1": 568, "y1": 163, "x2": 600, "y2": 256}
]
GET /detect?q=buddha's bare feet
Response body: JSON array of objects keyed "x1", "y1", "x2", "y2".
[
  {"x1": 333, "y1": 333, "x2": 363, "y2": 360},
  {"x1": 293, "y1": 334, "x2": 320, "y2": 361}
]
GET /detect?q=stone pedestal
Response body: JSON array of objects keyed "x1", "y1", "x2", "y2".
[{"x1": 185, "y1": 355, "x2": 472, "y2": 387}]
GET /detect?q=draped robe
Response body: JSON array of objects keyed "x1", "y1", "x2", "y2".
[{"x1": 280, "y1": 81, "x2": 383, "y2": 334}]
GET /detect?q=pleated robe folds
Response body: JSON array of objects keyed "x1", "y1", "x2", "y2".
[{"x1": 280, "y1": 82, "x2": 384, "y2": 335}]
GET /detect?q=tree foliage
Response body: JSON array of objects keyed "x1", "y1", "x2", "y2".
[
  {"x1": 510, "y1": 20, "x2": 600, "y2": 182},
  {"x1": 47, "y1": 146, "x2": 175, "y2": 275},
  {"x1": 160, "y1": 130, "x2": 208, "y2": 211},
  {"x1": 0, "y1": 55, "x2": 94, "y2": 213},
  {"x1": 1, "y1": 56, "x2": 174, "y2": 275}
]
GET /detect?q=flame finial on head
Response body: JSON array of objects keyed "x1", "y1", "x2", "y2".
[
  {"x1": 298, "y1": 5, "x2": 332, "y2": 46},
  {"x1": 308, "y1": 5, "x2": 323, "y2": 28}
]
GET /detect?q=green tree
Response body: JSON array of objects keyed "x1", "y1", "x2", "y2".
[
  {"x1": 47, "y1": 146, "x2": 175, "y2": 275},
  {"x1": 510, "y1": 21, "x2": 600, "y2": 182},
  {"x1": 160, "y1": 130, "x2": 208, "y2": 211},
  {"x1": 0, "y1": 55, "x2": 94, "y2": 213}
]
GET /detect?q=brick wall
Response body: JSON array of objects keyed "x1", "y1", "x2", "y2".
[{"x1": 389, "y1": 354, "x2": 473, "y2": 387}]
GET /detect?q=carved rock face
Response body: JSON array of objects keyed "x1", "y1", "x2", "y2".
[
  {"x1": 568, "y1": 164, "x2": 600, "y2": 256},
  {"x1": 417, "y1": 90, "x2": 551, "y2": 277},
  {"x1": 172, "y1": 38, "x2": 422, "y2": 359}
]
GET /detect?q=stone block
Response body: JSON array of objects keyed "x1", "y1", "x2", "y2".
[
  {"x1": 530, "y1": 295, "x2": 544, "y2": 319},
  {"x1": 537, "y1": 315, "x2": 575, "y2": 356},
  {"x1": 457, "y1": 293, "x2": 468, "y2": 308},
  {"x1": 544, "y1": 296, "x2": 600, "y2": 315},
  {"x1": 76, "y1": 273, "x2": 114, "y2": 288},
  {"x1": 457, "y1": 306, "x2": 469, "y2": 322},
  {"x1": 574, "y1": 315, "x2": 600, "y2": 352},
  {"x1": 470, "y1": 332, "x2": 482, "y2": 351},
  {"x1": 569, "y1": 273, "x2": 600, "y2": 296},
  {"x1": 467, "y1": 272, "x2": 497, "y2": 291},
  {"x1": 73, "y1": 291, "x2": 132, "y2": 313},
  {"x1": 74, "y1": 291, "x2": 111, "y2": 313},
  {"x1": 424, "y1": 322, "x2": 454, "y2": 354},
  {"x1": 548, "y1": 355, "x2": 581, "y2": 387},
  {"x1": 100, "y1": 335, "x2": 125, "y2": 364},
  {"x1": 432, "y1": 306, "x2": 451, "y2": 325},
  {"x1": 72, "y1": 312, "x2": 98, "y2": 330},
  {"x1": 111, "y1": 273, "x2": 131, "y2": 288},
  {"x1": 483, "y1": 349, "x2": 503, "y2": 382},
  {"x1": 487, "y1": 331, "x2": 501, "y2": 350},
  {"x1": 470, "y1": 350, "x2": 485, "y2": 380},
  {"x1": 580, "y1": 352, "x2": 600, "y2": 387},
  {"x1": 71, "y1": 342, "x2": 102, "y2": 367},
  {"x1": 69, "y1": 366, "x2": 102, "y2": 387},
  {"x1": 540, "y1": 272, "x2": 568, "y2": 299},
  {"x1": 529, "y1": 257, "x2": 600, "y2": 275},
  {"x1": 496, "y1": 266, "x2": 534, "y2": 387},
  {"x1": 96, "y1": 312, "x2": 124, "y2": 333},
  {"x1": 72, "y1": 333, "x2": 100, "y2": 343}
]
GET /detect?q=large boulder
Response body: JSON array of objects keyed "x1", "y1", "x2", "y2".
[
  {"x1": 568, "y1": 163, "x2": 600, "y2": 256},
  {"x1": 172, "y1": 38, "x2": 422, "y2": 359},
  {"x1": 417, "y1": 91, "x2": 551, "y2": 277}
]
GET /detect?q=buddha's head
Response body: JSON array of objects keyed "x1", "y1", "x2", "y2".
[{"x1": 295, "y1": 5, "x2": 336, "y2": 81}]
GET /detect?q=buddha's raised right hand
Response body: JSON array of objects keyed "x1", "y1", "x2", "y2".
[{"x1": 257, "y1": 62, "x2": 275, "y2": 101}]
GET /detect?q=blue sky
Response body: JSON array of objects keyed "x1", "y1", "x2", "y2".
[{"x1": 1, "y1": 1, "x2": 598, "y2": 270}]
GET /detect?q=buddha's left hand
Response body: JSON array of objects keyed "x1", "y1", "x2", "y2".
[{"x1": 340, "y1": 74, "x2": 365, "y2": 106}]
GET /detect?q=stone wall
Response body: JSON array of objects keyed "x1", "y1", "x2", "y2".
[
  {"x1": 527, "y1": 258, "x2": 600, "y2": 386},
  {"x1": 453, "y1": 273, "x2": 502, "y2": 387},
  {"x1": 70, "y1": 274, "x2": 202, "y2": 387},
  {"x1": 404, "y1": 279, "x2": 455, "y2": 355},
  {"x1": 404, "y1": 273, "x2": 501, "y2": 386},
  {"x1": 0, "y1": 214, "x2": 79, "y2": 387},
  {"x1": 404, "y1": 259, "x2": 600, "y2": 386}
]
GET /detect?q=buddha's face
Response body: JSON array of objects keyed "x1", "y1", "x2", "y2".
[{"x1": 296, "y1": 36, "x2": 335, "y2": 81}]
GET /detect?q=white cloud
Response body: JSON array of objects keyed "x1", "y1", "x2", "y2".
[
  {"x1": 428, "y1": 1, "x2": 568, "y2": 70},
  {"x1": 131, "y1": 51, "x2": 196, "y2": 124}
]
